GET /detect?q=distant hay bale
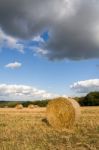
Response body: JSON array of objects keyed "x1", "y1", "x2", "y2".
[
  {"x1": 34, "y1": 105, "x2": 39, "y2": 108},
  {"x1": 28, "y1": 104, "x2": 35, "y2": 109},
  {"x1": 28, "y1": 104, "x2": 39, "y2": 109},
  {"x1": 4, "y1": 106, "x2": 8, "y2": 108},
  {"x1": 15, "y1": 104, "x2": 23, "y2": 109},
  {"x1": 46, "y1": 97, "x2": 81, "y2": 129}
]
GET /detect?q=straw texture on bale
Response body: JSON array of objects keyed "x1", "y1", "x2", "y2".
[
  {"x1": 15, "y1": 104, "x2": 23, "y2": 109},
  {"x1": 46, "y1": 97, "x2": 80, "y2": 129}
]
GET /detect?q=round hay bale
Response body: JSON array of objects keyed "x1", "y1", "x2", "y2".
[
  {"x1": 15, "y1": 104, "x2": 23, "y2": 109},
  {"x1": 46, "y1": 97, "x2": 80, "y2": 129},
  {"x1": 34, "y1": 105, "x2": 39, "y2": 108},
  {"x1": 4, "y1": 106, "x2": 8, "y2": 108},
  {"x1": 28, "y1": 104, "x2": 35, "y2": 109}
]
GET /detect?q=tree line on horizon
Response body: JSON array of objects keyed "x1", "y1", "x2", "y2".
[{"x1": 0, "y1": 91, "x2": 99, "y2": 108}]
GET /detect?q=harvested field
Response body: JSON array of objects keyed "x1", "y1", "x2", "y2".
[{"x1": 0, "y1": 107, "x2": 99, "y2": 150}]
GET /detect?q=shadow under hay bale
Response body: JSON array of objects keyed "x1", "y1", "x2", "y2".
[
  {"x1": 46, "y1": 97, "x2": 81, "y2": 129},
  {"x1": 42, "y1": 118, "x2": 50, "y2": 126}
]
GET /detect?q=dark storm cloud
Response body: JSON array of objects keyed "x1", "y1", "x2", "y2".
[
  {"x1": 0, "y1": 0, "x2": 99, "y2": 60},
  {"x1": 0, "y1": 0, "x2": 62, "y2": 38}
]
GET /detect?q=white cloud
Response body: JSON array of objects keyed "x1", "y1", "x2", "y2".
[
  {"x1": 70, "y1": 79, "x2": 99, "y2": 93},
  {"x1": 33, "y1": 35, "x2": 44, "y2": 43},
  {"x1": 0, "y1": 28, "x2": 24, "y2": 53},
  {"x1": 33, "y1": 47, "x2": 48, "y2": 56},
  {"x1": 5, "y1": 61, "x2": 22, "y2": 69},
  {"x1": 0, "y1": 84, "x2": 59, "y2": 101}
]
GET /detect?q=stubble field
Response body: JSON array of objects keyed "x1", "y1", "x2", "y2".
[{"x1": 0, "y1": 107, "x2": 99, "y2": 150}]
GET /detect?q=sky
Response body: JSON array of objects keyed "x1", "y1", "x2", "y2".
[{"x1": 0, "y1": 0, "x2": 99, "y2": 100}]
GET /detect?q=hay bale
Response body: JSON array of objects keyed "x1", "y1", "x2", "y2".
[
  {"x1": 28, "y1": 104, "x2": 35, "y2": 109},
  {"x1": 15, "y1": 104, "x2": 23, "y2": 109},
  {"x1": 34, "y1": 105, "x2": 39, "y2": 108},
  {"x1": 4, "y1": 106, "x2": 8, "y2": 108},
  {"x1": 46, "y1": 97, "x2": 80, "y2": 129}
]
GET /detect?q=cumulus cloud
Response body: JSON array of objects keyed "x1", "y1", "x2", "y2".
[
  {"x1": 70, "y1": 79, "x2": 99, "y2": 93},
  {"x1": 0, "y1": 0, "x2": 99, "y2": 60},
  {"x1": 33, "y1": 35, "x2": 44, "y2": 43},
  {"x1": 5, "y1": 61, "x2": 22, "y2": 69},
  {"x1": 33, "y1": 47, "x2": 48, "y2": 57},
  {"x1": 0, "y1": 84, "x2": 59, "y2": 100}
]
